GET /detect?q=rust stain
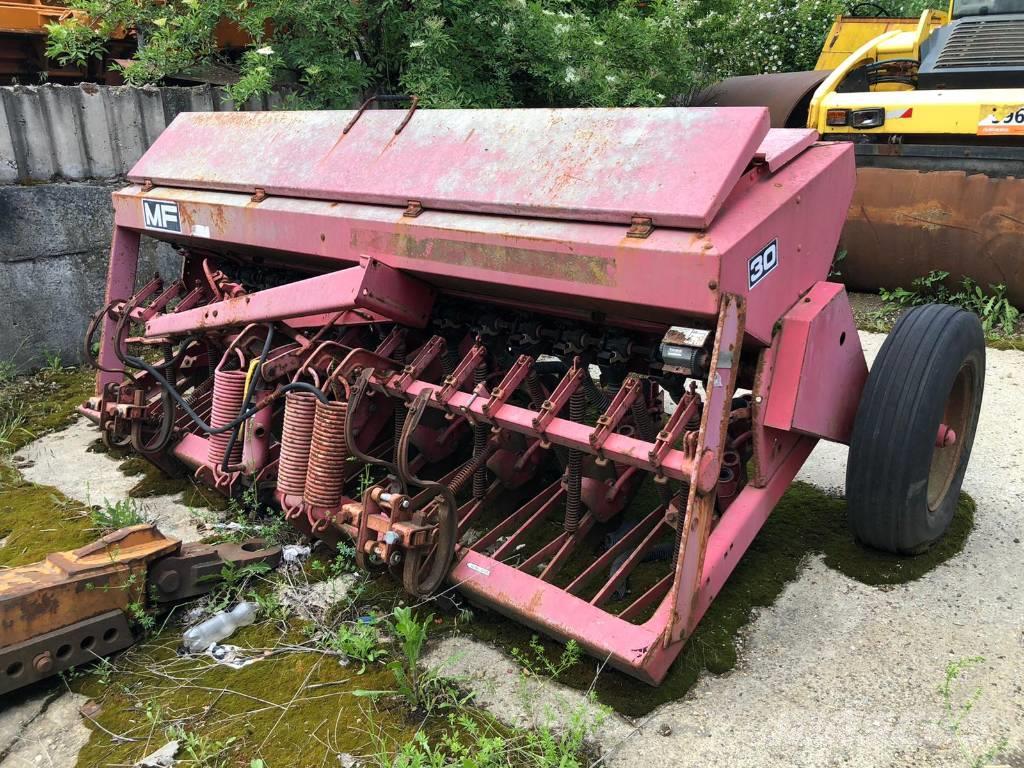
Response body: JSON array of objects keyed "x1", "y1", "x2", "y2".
[{"x1": 350, "y1": 230, "x2": 615, "y2": 287}]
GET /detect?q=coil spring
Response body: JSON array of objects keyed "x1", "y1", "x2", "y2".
[
  {"x1": 305, "y1": 400, "x2": 348, "y2": 509},
  {"x1": 392, "y1": 339, "x2": 407, "y2": 459},
  {"x1": 630, "y1": 386, "x2": 657, "y2": 442},
  {"x1": 582, "y1": 371, "x2": 609, "y2": 411},
  {"x1": 207, "y1": 369, "x2": 247, "y2": 467},
  {"x1": 472, "y1": 362, "x2": 489, "y2": 499},
  {"x1": 449, "y1": 442, "x2": 499, "y2": 497},
  {"x1": 525, "y1": 370, "x2": 545, "y2": 410},
  {"x1": 278, "y1": 392, "x2": 317, "y2": 497},
  {"x1": 564, "y1": 388, "x2": 586, "y2": 534}
]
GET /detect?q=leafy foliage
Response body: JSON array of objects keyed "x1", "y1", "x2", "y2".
[
  {"x1": 46, "y1": 0, "x2": 935, "y2": 110},
  {"x1": 90, "y1": 497, "x2": 145, "y2": 531},
  {"x1": 881, "y1": 270, "x2": 1022, "y2": 335},
  {"x1": 331, "y1": 620, "x2": 387, "y2": 672}
]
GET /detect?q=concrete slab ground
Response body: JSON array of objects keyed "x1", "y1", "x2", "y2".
[{"x1": 12, "y1": 419, "x2": 202, "y2": 542}]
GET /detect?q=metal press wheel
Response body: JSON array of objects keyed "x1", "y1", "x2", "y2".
[{"x1": 846, "y1": 304, "x2": 985, "y2": 554}]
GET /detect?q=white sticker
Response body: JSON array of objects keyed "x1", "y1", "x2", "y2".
[
  {"x1": 467, "y1": 562, "x2": 490, "y2": 577},
  {"x1": 191, "y1": 224, "x2": 211, "y2": 238},
  {"x1": 713, "y1": 372, "x2": 723, "y2": 388}
]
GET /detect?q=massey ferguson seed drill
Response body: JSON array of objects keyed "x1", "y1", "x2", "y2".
[{"x1": 2, "y1": 104, "x2": 986, "y2": 691}]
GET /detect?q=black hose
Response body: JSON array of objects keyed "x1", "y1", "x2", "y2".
[{"x1": 120, "y1": 348, "x2": 327, "y2": 436}]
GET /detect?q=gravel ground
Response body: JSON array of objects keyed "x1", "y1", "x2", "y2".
[{"x1": 3, "y1": 331, "x2": 1022, "y2": 767}]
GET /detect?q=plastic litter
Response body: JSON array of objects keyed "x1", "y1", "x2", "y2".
[{"x1": 182, "y1": 601, "x2": 258, "y2": 653}]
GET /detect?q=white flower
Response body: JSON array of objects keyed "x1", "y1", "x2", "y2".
[
  {"x1": 255, "y1": 46, "x2": 274, "y2": 56},
  {"x1": 409, "y1": 39, "x2": 425, "y2": 48},
  {"x1": 564, "y1": 66, "x2": 579, "y2": 84}
]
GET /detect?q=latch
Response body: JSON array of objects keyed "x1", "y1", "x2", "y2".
[{"x1": 626, "y1": 215, "x2": 654, "y2": 239}]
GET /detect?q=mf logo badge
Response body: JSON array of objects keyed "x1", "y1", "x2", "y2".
[
  {"x1": 748, "y1": 239, "x2": 779, "y2": 289},
  {"x1": 142, "y1": 199, "x2": 181, "y2": 233}
]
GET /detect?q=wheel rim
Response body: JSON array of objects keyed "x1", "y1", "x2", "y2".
[{"x1": 927, "y1": 361, "x2": 975, "y2": 511}]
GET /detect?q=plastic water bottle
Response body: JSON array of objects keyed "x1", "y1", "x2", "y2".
[{"x1": 183, "y1": 602, "x2": 258, "y2": 653}]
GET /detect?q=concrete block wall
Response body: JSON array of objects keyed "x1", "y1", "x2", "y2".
[
  {"x1": 0, "y1": 83, "x2": 278, "y2": 370},
  {"x1": 0, "y1": 183, "x2": 180, "y2": 370},
  {"x1": 0, "y1": 82, "x2": 280, "y2": 184}
]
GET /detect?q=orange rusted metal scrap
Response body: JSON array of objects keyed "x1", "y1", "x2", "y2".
[{"x1": 0, "y1": 525, "x2": 178, "y2": 647}]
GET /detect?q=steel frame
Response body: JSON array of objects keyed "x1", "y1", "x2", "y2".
[{"x1": 78, "y1": 107, "x2": 869, "y2": 684}]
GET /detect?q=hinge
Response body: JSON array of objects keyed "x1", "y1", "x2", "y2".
[
  {"x1": 403, "y1": 200, "x2": 424, "y2": 218},
  {"x1": 251, "y1": 187, "x2": 267, "y2": 203},
  {"x1": 626, "y1": 215, "x2": 654, "y2": 239},
  {"x1": 141, "y1": 178, "x2": 154, "y2": 193}
]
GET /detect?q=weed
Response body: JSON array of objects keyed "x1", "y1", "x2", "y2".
[
  {"x1": 249, "y1": 589, "x2": 289, "y2": 623},
  {"x1": 204, "y1": 560, "x2": 272, "y2": 612},
  {"x1": 881, "y1": 271, "x2": 1021, "y2": 335},
  {"x1": 331, "y1": 621, "x2": 387, "y2": 672},
  {"x1": 938, "y1": 656, "x2": 1009, "y2": 768},
  {"x1": 0, "y1": 359, "x2": 16, "y2": 384},
  {"x1": 372, "y1": 700, "x2": 603, "y2": 768},
  {"x1": 0, "y1": 394, "x2": 30, "y2": 453},
  {"x1": 44, "y1": 351, "x2": 64, "y2": 372},
  {"x1": 126, "y1": 599, "x2": 156, "y2": 633},
  {"x1": 511, "y1": 637, "x2": 583, "y2": 682},
  {"x1": 90, "y1": 498, "x2": 145, "y2": 531},
  {"x1": 165, "y1": 725, "x2": 236, "y2": 768},
  {"x1": 356, "y1": 606, "x2": 466, "y2": 715},
  {"x1": 829, "y1": 248, "x2": 847, "y2": 279}
]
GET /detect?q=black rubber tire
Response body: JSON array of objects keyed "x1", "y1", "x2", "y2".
[{"x1": 846, "y1": 304, "x2": 985, "y2": 554}]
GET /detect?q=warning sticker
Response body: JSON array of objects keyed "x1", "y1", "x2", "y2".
[{"x1": 978, "y1": 104, "x2": 1024, "y2": 136}]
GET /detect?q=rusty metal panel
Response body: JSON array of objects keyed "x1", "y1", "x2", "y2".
[
  {"x1": 127, "y1": 107, "x2": 771, "y2": 229},
  {"x1": 840, "y1": 166, "x2": 1024, "y2": 307},
  {"x1": 763, "y1": 281, "x2": 867, "y2": 443},
  {"x1": 0, "y1": 525, "x2": 178, "y2": 646}
]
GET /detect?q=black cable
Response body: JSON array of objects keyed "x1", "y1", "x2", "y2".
[
  {"x1": 220, "y1": 325, "x2": 275, "y2": 472},
  {"x1": 120, "y1": 349, "x2": 327, "y2": 436}
]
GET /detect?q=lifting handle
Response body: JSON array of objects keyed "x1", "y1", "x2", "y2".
[{"x1": 343, "y1": 94, "x2": 420, "y2": 136}]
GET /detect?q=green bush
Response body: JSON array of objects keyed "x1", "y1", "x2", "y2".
[{"x1": 46, "y1": 0, "x2": 941, "y2": 110}]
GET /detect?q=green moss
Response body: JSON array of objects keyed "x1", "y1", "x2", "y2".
[
  {"x1": 0, "y1": 464, "x2": 94, "y2": 567},
  {"x1": 987, "y1": 336, "x2": 1024, "y2": 351},
  {"x1": 462, "y1": 482, "x2": 975, "y2": 717},
  {"x1": 0, "y1": 368, "x2": 98, "y2": 566},
  {"x1": 72, "y1": 621, "x2": 420, "y2": 768},
  {"x1": 114, "y1": 454, "x2": 230, "y2": 511}
]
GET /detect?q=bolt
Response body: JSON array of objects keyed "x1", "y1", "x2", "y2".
[
  {"x1": 156, "y1": 570, "x2": 181, "y2": 594},
  {"x1": 708, "y1": 280, "x2": 718, "y2": 290},
  {"x1": 389, "y1": 552, "x2": 403, "y2": 566},
  {"x1": 33, "y1": 651, "x2": 53, "y2": 674}
]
